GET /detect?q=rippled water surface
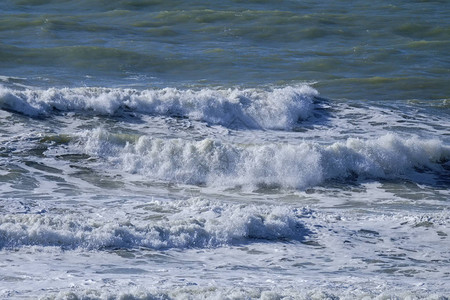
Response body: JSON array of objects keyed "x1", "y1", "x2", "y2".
[
  {"x1": 0, "y1": 0, "x2": 449, "y2": 299},
  {"x1": 1, "y1": 0, "x2": 449, "y2": 99}
]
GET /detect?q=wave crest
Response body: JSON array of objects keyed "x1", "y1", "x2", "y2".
[
  {"x1": 0, "y1": 199, "x2": 307, "y2": 250},
  {"x1": 0, "y1": 85, "x2": 317, "y2": 130},
  {"x1": 78, "y1": 130, "x2": 450, "y2": 189}
]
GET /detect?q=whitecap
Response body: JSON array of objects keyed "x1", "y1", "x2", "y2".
[
  {"x1": 0, "y1": 85, "x2": 317, "y2": 130},
  {"x1": 76, "y1": 129, "x2": 450, "y2": 190}
]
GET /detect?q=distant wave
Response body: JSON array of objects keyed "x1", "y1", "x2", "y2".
[
  {"x1": 77, "y1": 130, "x2": 450, "y2": 189},
  {"x1": 0, "y1": 85, "x2": 317, "y2": 130}
]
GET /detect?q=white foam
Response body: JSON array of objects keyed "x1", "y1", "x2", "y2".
[
  {"x1": 1, "y1": 204, "x2": 448, "y2": 299},
  {"x1": 77, "y1": 129, "x2": 450, "y2": 189},
  {"x1": 35, "y1": 286, "x2": 450, "y2": 300},
  {"x1": 0, "y1": 85, "x2": 317, "y2": 130},
  {"x1": 0, "y1": 198, "x2": 306, "y2": 250}
]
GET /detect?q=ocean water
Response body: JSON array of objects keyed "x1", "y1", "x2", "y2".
[{"x1": 1, "y1": 0, "x2": 449, "y2": 299}]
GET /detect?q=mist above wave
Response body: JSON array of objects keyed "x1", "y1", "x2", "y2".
[{"x1": 0, "y1": 85, "x2": 317, "y2": 130}]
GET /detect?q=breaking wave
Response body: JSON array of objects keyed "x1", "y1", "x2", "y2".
[
  {"x1": 0, "y1": 85, "x2": 317, "y2": 130},
  {"x1": 0, "y1": 199, "x2": 308, "y2": 250},
  {"x1": 77, "y1": 129, "x2": 450, "y2": 189}
]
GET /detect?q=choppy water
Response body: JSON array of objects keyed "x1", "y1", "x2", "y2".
[{"x1": 1, "y1": 1, "x2": 449, "y2": 299}]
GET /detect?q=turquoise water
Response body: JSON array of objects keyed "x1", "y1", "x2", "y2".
[
  {"x1": 1, "y1": 1, "x2": 449, "y2": 299},
  {"x1": 1, "y1": 0, "x2": 449, "y2": 99}
]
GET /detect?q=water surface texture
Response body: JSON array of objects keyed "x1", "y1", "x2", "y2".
[{"x1": 0, "y1": 0, "x2": 449, "y2": 299}]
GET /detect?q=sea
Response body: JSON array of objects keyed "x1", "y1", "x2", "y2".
[{"x1": 0, "y1": 0, "x2": 449, "y2": 299}]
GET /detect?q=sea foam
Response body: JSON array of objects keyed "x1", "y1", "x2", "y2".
[
  {"x1": 0, "y1": 199, "x2": 307, "y2": 250},
  {"x1": 78, "y1": 129, "x2": 449, "y2": 189},
  {"x1": 0, "y1": 85, "x2": 317, "y2": 130}
]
